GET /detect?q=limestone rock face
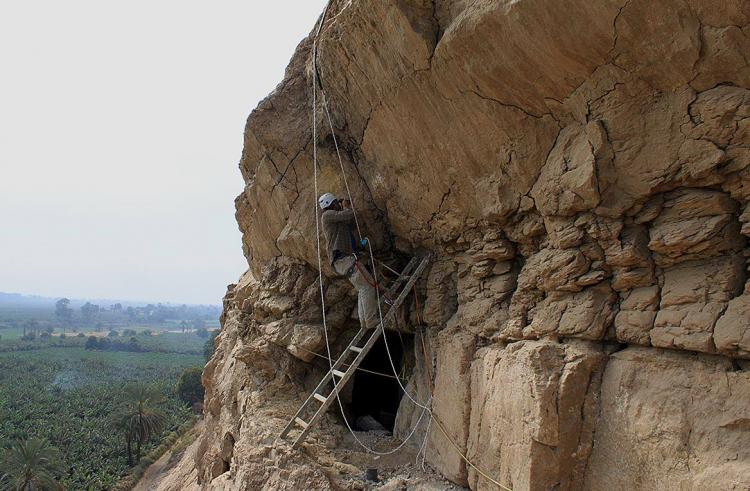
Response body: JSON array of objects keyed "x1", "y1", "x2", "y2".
[
  {"x1": 425, "y1": 325, "x2": 476, "y2": 485},
  {"x1": 715, "y1": 295, "x2": 750, "y2": 358},
  {"x1": 156, "y1": 0, "x2": 750, "y2": 489},
  {"x1": 466, "y1": 340, "x2": 606, "y2": 491},
  {"x1": 585, "y1": 348, "x2": 750, "y2": 491}
]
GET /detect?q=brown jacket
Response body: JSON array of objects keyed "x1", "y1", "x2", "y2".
[{"x1": 321, "y1": 208, "x2": 355, "y2": 265}]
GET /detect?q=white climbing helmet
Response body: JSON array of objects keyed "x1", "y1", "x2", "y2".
[{"x1": 318, "y1": 192, "x2": 337, "y2": 210}]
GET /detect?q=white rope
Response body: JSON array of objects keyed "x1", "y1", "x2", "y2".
[
  {"x1": 417, "y1": 415, "x2": 432, "y2": 469},
  {"x1": 366, "y1": 241, "x2": 432, "y2": 410},
  {"x1": 322, "y1": 95, "x2": 362, "y2": 239},
  {"x1": 310, "y1": 8, "x2": 513, "y2": 488},
  {"x1": 311, "y1": 3, "x2": 428, "y2": 456},
  {"x1": 315, "y1": 34, "x2": 431, "y2": 412},
  {"x1": 312, "y1": 14, "x2": 431, "y2": 412}
]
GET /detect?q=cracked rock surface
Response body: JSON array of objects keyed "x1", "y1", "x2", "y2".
[{"x1": 154, "y1": 1, "x2": 750, "y2": 490}]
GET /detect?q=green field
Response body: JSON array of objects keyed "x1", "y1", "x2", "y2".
[
  {"x1": 0, "y1": 347, "x2": 204, "y2": 489},
  {"x1": 0, "y1": 326, "x2": 26, "y2": 341}
]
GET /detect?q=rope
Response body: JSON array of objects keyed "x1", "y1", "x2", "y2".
[
  {"x1": 311, "y1": 3, "x2": 428, "y2": 456},
  {"x1": 431, "y1": 416, "x2": 512, "y2": 491},
  {"x1": 417, "y1": 414, "x2": 433, "y2": 471},
  {"x1": 415, "y1": 329, "x2": 433, "y2": 469},
  {"x1": 308, "y1": 4, "x2": 512, "y2": 487},
  {"x1": 317, "y1": 127, "x2": 431, "y2": 408},
  {"x1": 323, "y1": 94, "x2": 362, "y2": 239},
  {"x1": 293, "y1": 345, "x2": 402, "y2": 381},
  {"x1": 366, "y1": 240, "x2": 431, "y2": 411},
  {"x1": 320, "y1": 94, "x2": 512, "y2": 491}
]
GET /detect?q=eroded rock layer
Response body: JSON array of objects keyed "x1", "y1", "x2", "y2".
[{"x1": 160, "y1": 0, "x2": 750, "y2": 489}]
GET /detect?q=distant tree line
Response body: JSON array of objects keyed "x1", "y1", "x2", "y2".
[
  {"x1": 85, "y1": 335, "x2": 144, "y2": 353},
  {"x1": 0, "y1": 298, "x2": 222, "y2": 335},
  {"x1": 56, "y1": 298, "x2": 218, "y2": 327}
]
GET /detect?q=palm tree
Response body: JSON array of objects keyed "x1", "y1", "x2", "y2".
[
  {"x1": 114, "y1": 384, "x2": 166, "y2": 465},
  {"x1": 0, "y1": 437, "x2": 65, "y2": 490}
]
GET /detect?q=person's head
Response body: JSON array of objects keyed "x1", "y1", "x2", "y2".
[{"x1": 318, "y1": 192, "x2": 340, "y2": 211}]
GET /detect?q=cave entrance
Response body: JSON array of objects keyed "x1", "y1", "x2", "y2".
[{"x1": 350, "y1": 332, "x2": 412, "y2": 432}]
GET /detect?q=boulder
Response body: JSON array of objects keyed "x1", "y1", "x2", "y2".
[
  {"x1": 647, "y1": 189, "x2": 743, "y2": 267},
  {"x1": 530, "y1": 122, "x2": 607, "y2": 216},
  {"x1": 524, "y1": 283, "x2": 617, "y2": 340},
  {"x1": 651, "y1": 255, "x2": 745, "y2": 353}
]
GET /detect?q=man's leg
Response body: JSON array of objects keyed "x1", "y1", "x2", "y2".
[
  {"x1": 333, "y1": 256, "x2": 379, "y2": 329},
  {"x1": 350, "y1": 265, "x2": 379, "y2": 329},
  {"x1": 357, "y1": 294, "x2": 365, "y2": 330}
]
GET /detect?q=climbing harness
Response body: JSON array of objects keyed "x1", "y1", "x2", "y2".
[
  {"x1": 332, "y1": 253, "x2": 359, "y2": 278},
  {"x1": 333, "y1": 250, "x2": 394, "y2": 302}
]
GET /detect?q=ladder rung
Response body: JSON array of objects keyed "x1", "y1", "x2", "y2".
[{"x1": 279, "y1": 254, "x2": 432, "y2": 449}]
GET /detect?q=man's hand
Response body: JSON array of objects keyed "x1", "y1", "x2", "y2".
[{"x1": 341, "y1": 198, "x2": 352, "y2": 209}]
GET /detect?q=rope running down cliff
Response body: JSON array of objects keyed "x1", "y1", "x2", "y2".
[
  {"x1": 311, "y1": 3, "x2": 511, "y2": 488},
  {"x1": 311, "y1": 2, "x2": 429, "y2": 457}
]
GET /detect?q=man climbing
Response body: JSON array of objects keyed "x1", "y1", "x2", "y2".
[{"x1": 318, "y1": 192, "x2": 380, "y2": 330}]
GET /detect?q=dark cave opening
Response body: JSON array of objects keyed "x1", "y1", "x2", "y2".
[{"x1": 349, "y1": 332, "x2": 413, "y2": 432}]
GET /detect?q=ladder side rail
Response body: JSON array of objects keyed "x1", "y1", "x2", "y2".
[
  {"x1": 389, "y1": 256, "x2": 418, "y2": 283},
  {"x1": 322, "y1": 256, "x2": 417, "y2": 369},
  {"x1": 324, "y1": 327, "x2": 382, "y2": 400},
  {"x1": 283, "y1": 255, "x2": 430, "y2": 444},
  {"x1": 279, "y1": 368, "x2": 336, "y2": 438},
  {"x1": 314, "y1": 256, "x2": 417, "y2": 379},
  {"x1": 326, "y1": 322, "x2": 387, "y2": 392},
  {"x1": 280, "y1": 329, "x2": 368, "y2": 438},
  {"x1": 383, "y1": 257, "x2": 418, "y2": 296},
  {"x1": 311, "y1": 255, "x2": 415, "y2": 377},
  {"x1": 280, "y1": 325, "x2": 376, "y2": 439},
  {"x1": 291, "y1": 325, "x2": 385, "y2": 447},
  {"x1": 326, "y1": 255, "x2": 429, "y2": 393},
  {"x1": 371, "y1": 256, "x2": 430, "y2": 331},
  {"x1": 298, "y1": 284, "x2": 414, "y2": 439},
  {"x1": 329, "y1": 328, "x2": 368, "y2": 370}
]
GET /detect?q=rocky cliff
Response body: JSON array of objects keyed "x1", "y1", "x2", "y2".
[{"x1": 157, "y1": 0, "x2": 750, "y2": 489}]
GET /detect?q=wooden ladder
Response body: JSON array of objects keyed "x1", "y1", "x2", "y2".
[{"x1": 278, "y1": 254, "x2": 430, "y2": 448}]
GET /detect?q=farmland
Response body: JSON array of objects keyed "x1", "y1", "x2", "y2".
[
  {"x1": 0, "y1": 347, "x2": 205, "y2": 489},
  {"x1": 0, "y1": 295, "x2": 218, "y2": 489}
]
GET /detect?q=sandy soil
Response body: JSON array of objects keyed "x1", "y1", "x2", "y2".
[{"x1": 133, "y1": 422, "x2": 203, "y2": 491}]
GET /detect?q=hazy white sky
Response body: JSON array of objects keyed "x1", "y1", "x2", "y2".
[{"x1": 0, "y1": 0, "x2": 327, "y2": 304}]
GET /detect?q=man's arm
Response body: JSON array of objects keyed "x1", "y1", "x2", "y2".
[{"x1": 322, "y1": 208, "x2": 355, "y2": 223}]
